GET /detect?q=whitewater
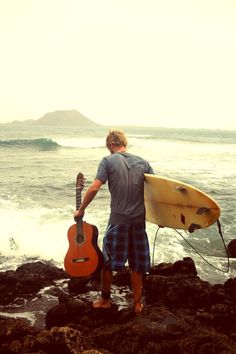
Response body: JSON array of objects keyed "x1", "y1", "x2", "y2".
[{"x1": 0, "y1": 124, "x2": 236, "y2": 285}]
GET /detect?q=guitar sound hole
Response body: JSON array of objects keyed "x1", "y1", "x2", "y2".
[{"x1": 76, "y1": 233, "x2": 85, "y2": 244}]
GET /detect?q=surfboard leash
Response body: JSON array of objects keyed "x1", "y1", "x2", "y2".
[
  {"x1": 152, "y1": 226, "x2": 161, "y2": 268},
  {"x1": 151, "y1": 220, "x2": 230, "y2": 273},
  {"x1": 216, "y1": 219, "x2": 230, "y2": 272},
  {"x1": 173, "y1": 219, "x2": 230, "y2": 274}
]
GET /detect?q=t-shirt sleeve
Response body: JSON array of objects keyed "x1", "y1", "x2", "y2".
[
  {"x1": 95, "y1": 157, "x2": 108, "y2": 183},
  {"x1": 146, "y1": 161, "x2": 155, "y2": 175}
]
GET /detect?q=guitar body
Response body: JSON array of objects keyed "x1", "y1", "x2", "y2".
[{"x1": 64, "y1": 221, "x2": 103, "y2": 277}]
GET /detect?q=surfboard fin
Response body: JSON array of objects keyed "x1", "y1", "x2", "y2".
[
  {"x1": 188, "y1": 223, "x2": 201, "y2": 233},
  {"x1": 181, "y1": 213, "x2": 186, "y2": 225},
  {"x1": 175, "y1": 186, "x2": 187, "y2": 193}
]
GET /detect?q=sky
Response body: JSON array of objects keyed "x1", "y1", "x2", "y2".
[{"x1": 0, "y1": 0, "x2": 236, "y2": 129}]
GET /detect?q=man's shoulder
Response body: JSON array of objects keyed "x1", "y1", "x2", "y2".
[
  {"x1": 122, "y1": 152, "x2": 148, "y2": 163},
  {"x1": 101, "y1": 152, "x2": 151, "y2": 166}
]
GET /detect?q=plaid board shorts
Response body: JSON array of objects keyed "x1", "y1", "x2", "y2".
[{"x1": 102, "y1": 223, "x2": 150, "y2": 273}]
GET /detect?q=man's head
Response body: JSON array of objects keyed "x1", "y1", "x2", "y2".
[{"x1": 106, "y1": 129, "x2": 128, "y2": 153}]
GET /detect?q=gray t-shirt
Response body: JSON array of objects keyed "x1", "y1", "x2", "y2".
[{"x1": 95, "y1": 152, "x2": 154, "y2": 224}]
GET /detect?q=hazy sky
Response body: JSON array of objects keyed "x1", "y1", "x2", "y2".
[{"x1": 1, "y1": 0, "x2": 236, "y2": 129}]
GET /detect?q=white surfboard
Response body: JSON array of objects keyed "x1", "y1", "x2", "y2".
[{"x1": 144, "y1": 174, "x2": 220, "y2": 232}]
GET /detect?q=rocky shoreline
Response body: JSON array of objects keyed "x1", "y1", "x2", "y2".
[{"x1": 0, "y1": 258, "x2": 236, "y2": 354}]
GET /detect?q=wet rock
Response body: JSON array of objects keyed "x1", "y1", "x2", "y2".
[
  {"x1": 46, "y1": 297, "x2": 119, "y2": 330},
  {"x1": 179, "y1": 329, "x2": 236, "y2": 354},
  {"x1": 224, "y1": 277, "x2": 236, "y2": 297},
  {"x1": 150, "y1": 257, "x2": 198, "y2": 276},
  {"x1": 1, "y1": 257, "x2": 236, "y2": 353},
  {"x1": 0, "y1": 316, "x2": 39, "y2": 354},
  {"x1": 45, "y1": 298, "x2": 89, "y2": 329},
  {"x1": 67, "y1": 270, "x2": 131, "y2": 296},
  {"x1": 228, "y1": 239, "x2": 236, "y2": 257},
  {"x1": 16, "y1": 261, "x2": 67, "y2": 280},
  {"x1": 0, "y1": 261, "x2": 68, "y2": 305},
  {"x1": 68, "y1": 276, "x2": 91, "y2": 295},
  {"x1": 35, "y1": 326, "x2": 84, "y2": 353},
  {"x1": 0, "y1": 316, "x2": 84, "y2": 354},
  {"x1": 144, "y1": 273, "x2": 213, "y2": 309}
]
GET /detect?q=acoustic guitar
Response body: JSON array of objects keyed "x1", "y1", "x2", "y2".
[{"x1": 64, "y1": 172, "x2": 104, "y2": 277}]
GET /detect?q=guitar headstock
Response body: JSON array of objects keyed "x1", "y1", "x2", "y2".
[{"x1": 76, "y1": 172, "x2": 86, "y2": 191}]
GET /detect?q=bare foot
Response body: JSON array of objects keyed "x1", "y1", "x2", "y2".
[{"x1": 93, "y1": 298, "x2": 112, "y2": 309}]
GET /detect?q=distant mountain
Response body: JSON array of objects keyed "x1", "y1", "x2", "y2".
[{"x1": 10, "y1": 110, "x2": 100, "y2": 126}]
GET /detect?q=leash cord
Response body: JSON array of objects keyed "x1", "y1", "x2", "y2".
[
  {"x1": 152, "y1": 226, "x2": 160, "y2": 267},
  {"x1": 173, "y1": 219, "x2": 230, "y2": 273},
  {"x1": 152, "y1": 220, "x2": 230, "y2": 273}
]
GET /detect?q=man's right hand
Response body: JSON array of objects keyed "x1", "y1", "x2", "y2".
[{"x1": 74, "y1": 209, "x2": 84, "y2": 221}]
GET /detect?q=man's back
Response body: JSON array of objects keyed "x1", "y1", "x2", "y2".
[{"x1": 96, "y1": 152, "x2": 154, "y2": 224}]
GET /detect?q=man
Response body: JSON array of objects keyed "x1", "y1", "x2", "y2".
[{"x1": 74, "y1": 129, "x2": 154, "y2": 313}]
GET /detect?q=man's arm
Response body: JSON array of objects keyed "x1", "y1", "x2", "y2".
[{"x1": 74, "y1": 179, "x2": 103, "y2": 219}]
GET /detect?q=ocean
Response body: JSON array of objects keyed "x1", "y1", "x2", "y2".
[{"x1": 1, "y1": 124, "x2": 236, "y2": 285}]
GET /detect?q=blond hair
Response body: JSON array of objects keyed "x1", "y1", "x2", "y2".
[{"x1": 106, "y1": 129, "x2": 128, "y2": 148}]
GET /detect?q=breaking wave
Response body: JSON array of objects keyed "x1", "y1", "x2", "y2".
[{"x1": 0, "y1": 138, "x2": 60, "y2": 151}]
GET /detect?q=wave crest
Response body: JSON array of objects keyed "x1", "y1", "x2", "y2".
[{"x1": 0, "y1": 138, "x2": 60, "y2": 151}]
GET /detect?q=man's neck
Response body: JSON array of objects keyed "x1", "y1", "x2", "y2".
[
  {"x1": 116, "y1": 146, "x2": 126, "y2": 153},
  {"x1": 111, "y1": 145, "x2": 126, "y2": 154}
]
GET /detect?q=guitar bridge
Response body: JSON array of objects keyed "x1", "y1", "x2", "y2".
[{"x1": 72, "y1": 257, "x2": 89, "y2": 263}]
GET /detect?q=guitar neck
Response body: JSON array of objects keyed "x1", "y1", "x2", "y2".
[
  {"x1": 76, "y1": 187, "x2": 82, "y2": 210},
  {"x1": 76, "y1": 187, "x2": 83, "y2": 235}
]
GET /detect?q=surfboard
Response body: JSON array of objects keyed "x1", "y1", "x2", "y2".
[{"x1": 144, "y1": 174, "x2": 220, "y2": 232}]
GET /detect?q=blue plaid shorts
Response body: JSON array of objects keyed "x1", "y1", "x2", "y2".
[{"x1": 102, "y1": 224, "x2": 150, "y2": 273}]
